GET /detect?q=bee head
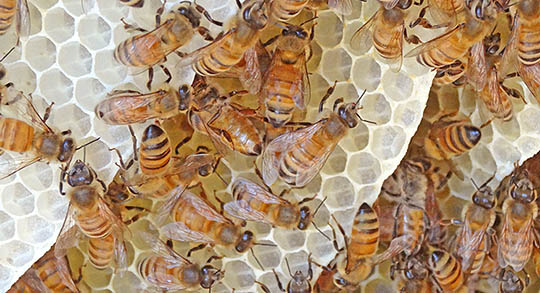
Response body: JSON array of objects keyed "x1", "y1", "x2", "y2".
[
  {"x1": 177, "y1": 3, "x2": 201, "y2": 28},
  {"x1": 178, "y1": 84, "x2": 191, "y2": 112},
  {"x1": 67, "y1": 160, "x2": 94, "y2": 187}
]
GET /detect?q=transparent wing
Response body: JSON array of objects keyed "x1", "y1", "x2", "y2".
[
  {"x1": 350, "y1": 10, "x2": 379, "y2": 52},
  {"x1": 2, "y1": 93, "x2": 53, "y2": 133},
  {"x1": 387, "y1": 24, "x2": 404, "y2": 73},
  {"x1": 224, "y1": 200, "x2": 270, "y2": 223},
  {"x1": 233, "y1": 177, "x2": 288, "y2": 204},
  {"x1": 54, "y1": 204, "x2": 82, "y2": 258},
  {"x1": 96, "y1": 90, "x2": 168, "y2": 125},
  {"x1": 405, "y1": 24, "x2": 463, "y2": 59},
  {"x1": 20, "y1": 269, "x2": 49, "y2": 292},
  {"x1": 378, "y1": 0, "x2": 400, "y2": 9},
  {"x1": 239, "y1": 47, "x2": 263, "y2": 95},
  {"x1": 498, "y1": 213, "x2": 534, "y2": 271},
  {"x1": 16, "y1": 0, "x2": 31, "y2": 42},
  {"x1": 456, "y1": 223, "x2": 486, "y2": 271},
  {"x1": 137, "y1": 231, "x2": 192, "y2": 265},
  {"x1": 161, "y1": 221, "x2": 215, "y2": 243},
  {"x1": 175, "y1": 30, "x2": 235, "y2": 70},
  {"x1": 0, "y1": 154, "x2": 40, "y2": 180},
  {"x1": 517, "y1": 61, "x2": 540, "y2": 102},
  {"x1": 296, "y1": 54, "x2": 310, "y2": 109},
  {"x1": 328, "y1": 0, "x2": 352, "y2": 15},
  {"x1": 500, "y1": 12, "x2": 520, "y2": 78},
  {"x1": 190, "y1": 109, "x2": 231, "y2": 155},
  {"x1": 182, "y1": 191, "x2": 230, "y2": 223},
  {"x1": 155, "y1": 185, "x2": 190, "y2": 226},
  {"x1": 466, "y1": 42, "x2": 487, "y2": 91},
  {"x1": 295, "y1": 140, "x2": 337, "y2": 187},
  {"x1": 54, "y1": 254, "x2": 79, "y2": 292}
]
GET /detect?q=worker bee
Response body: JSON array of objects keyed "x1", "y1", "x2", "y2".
[
  {"x1": 223, "y1": 177, "x2": 316, "y2": 230},
  {"x1": 8, "y1": 247, "x2": 80, "y2": 293},
  {"x1": 0, "y1": 0, "x2": 30, "y2": 45},
  {"x1": 118, "y1": 0, "x2": 143, "y2": 7},
  {"x1": 158, "y1": 189, "x2": 257, "y2": 254},
  {"x1": 454, "y1": 175, "x2": 497, "y2": 275},
  {"x1": 262, "y1": 84, "x2": 370, "y2": 187},
  {"x1": 393, "y1": 256, "x2": 434, "y2": 293},
  {"x1": 55, "y1": 160, "x2": 129, "y2": 271},
  {"x1": 114, "y1": 2, "x2": 215, "y2": 90},
  {"x1": 0, "y1": 95, "x2": 76, "y2": 180},
  {"x1": 137, "y1": 232, "x2": 223, "y2": 291},
  {"x1": 350, "y1": 0, "x2": 421, "y2": 72},
  {"x1": 498, "y1": 168, "x2": 538, "y2": 272},
  {"x1": 261, "y1": 22, "x2": 313, "y2": 128},
  {"x1": 424, "y1": 112, "x2": 482, "y2": 161},
  {"x1": 428, "y1": 247, "x2": 466, "y2": 292},
  {"x1": 259, "y1": 255, "x2": 315, "y2": 293},
  {"x1": 499, "y1": 269, "x2": 529, "y2": 293}
]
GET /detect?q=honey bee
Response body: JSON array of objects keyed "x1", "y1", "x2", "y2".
[
  {"x1": 55, "y1": 160, "x2": 129, "y2": 271},
  {"x1": 350, "y1": 0, "x2": 421, "y2": 72},
  {"x1": 176, "y1": 0, "x2": 267, "y2": 80},
  {"x1": 428, "y1": 247, "x2": 466, "y2": 292},
  {"x1": 94, "y1": 86, "x2": 185, "y2": 125},
  {"x1": 119, "y1": 0, "x2": 143, "y2": 7},
  {"x1": 8, "y1": 247, "x2": 79, "y2": 293},
  {"x1": 223, "y1": 177, "x2": 316, "y2": 230},
  {"x1": 499, "y1": 269, "x2": 529, "y2": 293},
  {"x1": 0, "y1": 0, "x2": 30, "y2": 44},
  {"x1": 158, "y1": 189, "x2": 257, "y2": 254},
  {"x1": 454, "y1": 175, "x2": 497, "y2": 275},
  {"x1": 259, "y1": 255, "x2": 314, "y2": 293},
  {"x1": 137, "y1": 232, "x2": 223, "y2": 291},
  {"x1": 261, "y1": 22, "x2": 313, "y2": 128},
  {"x1": 262, "y1": 85, "x2": 370, "y2": 187},
  {"x1": 114, "y1": 2, "x2": 215, "y2": 90},
  {"x1": 393, "y1": 256, "x2": 434, "y2": 293},
  {"x1": 424, "y1": 112, "x2": 482, "y2": 161},
  {"x1": 0, "y1": 95, "x2": 76, "y2": 180},
  {"x1": 498, "y1": 168, "x2": 538, "y2": 272}
]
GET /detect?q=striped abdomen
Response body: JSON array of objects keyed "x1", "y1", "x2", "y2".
[
  {"x1": 373, "y1": 9, "x2": 404, "y2": 61},
  {"x1": 395, "y1": 205, "x2": 425, "y2": 256},
  {"x1": 119, "y1": 0, "x2": 144, "y2": 7},
  {"x1": 268, "y1": 0, "x2": 309, "y2": 22},
  {"x1": 434, "y1": 60, "x2": 467, "y2": 85},
  {"x1": 88, "y1": 234, "x2": 115, "y2": 269},
  {"x1": 432, "y1": 121, "x2": 481, "y2": 159},
  {"x1": 517, "y1": 7, "x2": 540, "y2": 65},
  {"x1": 347, "y1": 203, "x2": 379, "y2": 268},
  {"x1": 481, "y1": 69, "x2": 513, "y2": 121},
  {"x1": 430, "y1": 249, "x2": 465, "y2": 292},
  {"x1": 35, "y1": 253, "x2": 77, "y2": 292},
  {"x1": 0, "y1": 0, "x2": 16, "y2": 34},
  {"x1": 139, "y1": 124, "x2": 171, "y2": 176},
  {"x1": 232, "y1": 181, "x2": 274, "y2": 215},
  {"x1": 76, "y1": 206, "x2": 114, "y2": 239},
  {"x1": 264, "y1": 61, "x2": 301, "y2": 128},
  {"x1": 138, "y1": 255, "x2": 199, "y2": 289},
  {"x1": 0, "y1": 117, "x2": 34, "y2": 153}
]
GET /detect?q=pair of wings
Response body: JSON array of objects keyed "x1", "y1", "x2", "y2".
[
  {"x1": 455, "y1": 221, "x2": 490, "y2": 272},
  {"x1": 498, "y1": 210, "x2": 536, "y2": 272},
  {"x1": 15, "y1": 0, "x2": 30, "y2": 44},
  {"x1": 262, "y1": 119, "x2": 334, "y2": 187}
]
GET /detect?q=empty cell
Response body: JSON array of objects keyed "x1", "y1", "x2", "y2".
[
  {"x1": 29, "y1": 0, "x2": 57, "y2": 9},
  {"x1": 273, "y1": 227, "x2": 306, "y2": 251},
  {"x1": 315, "y1": 11, "x2": 343, "y2": 48},
  {"x1": 295, "y1": 173, "x2": 322, "y2": 199},
  {"x1": 491, "y1": 138, "x2": 521, "y2": 167},
  {"x1": 382, "y1": 70, "x2": 413, "y2": 102},
  {"x1": 0, "y1": 211, "x2": 15, "y2": 240},
  {"x1": 223, "y1": 260, "x2": 255, "y2": 290},
  {"x1": 458, "y1": 87, "x2": 477, "y2": 115},
  {"x1": 2, "y1": 183, "x2": 34, "y2": 217},
  {"x1": 112, "y1": 271, "x2": 145, "y2": 293},
  {"x1": 454, "y1": 152, "x2": 473, "y2": 176},
  {"x1": 0, "y1": 240, "x2": 33, "y2": 267},
  {"x1": 339, "y1": 121, "x2": 369, "y2": 152},
  {"x1": 0, "y1": 264, "x2": 10, "y2": 287},
  {"x1": 393, "y1": 100, "x2": 423, "y2": 127},
  {"x1": 58, "y1": 42, "x2": 92, "y2": 77},
  {"x1": 306, "y1": 230, "x2": 335, "y2": 262},
  {"x1": 344, "y1": 0, "x2": 363, "y2": 21},
  {"x1": 39, "y1": 69, "x2": 73, "y2": 105},
  {"x1": 517, "y1": 136, "x2": 540, "y2": 158},
  {"x1": 94, "y1": 50, "x2": 127, "y2": 85},
  {"x1": 96, "y1": 0, "x2": 129, "y2": 22},
  {"x1": 358, "y1": 185, "x2": 378, "y2": 204},
  {"x1": 44, "y1": 8, "x2": 75, "y2": 43},
  {"x1": 63, "y1": 0, "x2": 93, "y2": 16},
  {"x1": 321, "y1": 48, "x2": 352, "y2": 82},
  {"x1": 307, "y1": 198, "x2": 330, "y2": 227},
  {"x1": 360, "y1": 93, "x2": 391, "y2": 125},
  {"x1": 75, "y1": 77, "x2": 106, "y2": 111},
  {"x1": 307, "y1": 41, "x2": 322, "y2": 72},
  {"x1": 370, "y1": 126, "x2": 406, "y2": 160},
  {"x1": 92, "y1": 117, "x2": 132, "y2": 146},
  {"x1": 480, "y1": 122, "x2": 493, "y2": 144},
  {"x1": 347, "y1": 152, "x2": 381, "y2": 185},
  {"x1": 518, "y1": 107, "x2": 540, "y2": 136},
  {"x1": 322, "y1": 145, "x2": 347, "y2": 175},
  {"x1": 50, "y1": 103, "x2": 92, "y2": 139},
  {"x1": 19, "y1": 161, "x2": 53, "y2": 191},
  {"x1": 344, "y1": 20, "x2": 371, "y2": 56},
  {"x1": 281, "y1": 250, "x2": 309, "y2": 278},
  {"x1": 78, "y1": 15, "x2": 112, "y2": 50},
  {"x1": 248, "y1": 221, "x2": 272, "y2": 237},
  {"x1": 469, "y1": 145, "x2": 497, "y2": 174},
  {"x1": 257, "y1": 271, "x2": 285, "y2": 293},
  {"x1": 36, "y1": 190, "x2": 69, "y2": 222},
  {"x1": 306, "y1": 73, "x2": 329, "y2": 111},
  {"x1": 17, "y1": 215, "x2": 55, "y2": 243},
  {"x1": 248, "y1": 240, "x2": 281, "y2": 270},
  {"x1": 81, "y1": 263, "x2": 113, "y2": 288},
  {"x1": 131, "y1": 0, "x2": 164, "y2": 29},
  {"x1": 322, "y1": 176, "x2": 354, "y2": 209},
  {"x1": 5, "y1": 62, "x2": 36, "y2": 94},
  {"x1": 24, "y1": 36, "x2": 56, "y2": 71},
  {"x1": 352, "y1": 57, "x2": 381, "y2": 92}
]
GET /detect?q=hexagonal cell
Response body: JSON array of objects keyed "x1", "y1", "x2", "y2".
[
  {"x1": 0, "y1": 211, "x2": 15, "y2": 240},
  {"x1": 352, "y1": 56, "x2": 381, "y2": 92},
  {"x1": 44, "y1": 7, "x2": 75, "y2": 43},
  {"x1": 111, "y1": 270, "x2": 146, "y2": 292},
  {"x1": 454, "y1": 152, "x2": 473, "y2": 177},
  {"x1": 257, "y1": 271, "x2": 285, "y2": 293},
  {"x1": 74, "y1": 77, "x2": 107, "y2": 112},
  {"x1": 94, "y1": 50, "x2": 128, "y2": 85},
  {"x1": 223, "y1": 260, "x2": 255, "y2": 290},
  {"x1": 315, "y1": 11, "x2": 343, "y2": 48},
  {"x1": 24, "y1": 36, "x2": 56, "y2": 71},
  {"x1": 281, "y1": 250, "x2": 310, "y2": 277},
  {"x1": 17, "y1": 215, "x2": 55, "y2": 243},
  {"x1": 370, "y1": 125, "x2": 406, "y2": 160},
  {"x1": 306, "y1": 230, "x2": 335, "y2": 262},
  {"x1": 0, "y1": 264, "x2": 11, "y2": 289},
  {"x1": 307, "y1": 40, "x2": 322, "y2": 72},
  {"x1": 58, "y1": 42, "x2": 93, "y2": 77},
  {"x1": 517, "y1": 136, "x2": 540, "y2": 158},
  {"x1": 63, "y1": 0, "x2": 92, "y2": 16},
  {"x1": 39, "y1": 69, "x2": 74, "y2": 105},
  {"x1": 360, "y1": 93, "x2": 392, "y2": 125},
  {"x1": 49, "y1": 103, "x2": 92, "y2": 139},
  {"x1": 358, "y1": 185, "x2": 378, "y2": 205},
  {"x1": 347, "y1": 152, "x2": 382, "y2": 185},
  {"x1": 36, "y1": 190, "x2": 69, "y2": 222},
  {"x1": 2, "y1": 183, "x2": 34, "y2": 217},
  {"x1": 0, "y1": 240, "x2": 33, "y2": 267},
  {"x1": 393, "y1": 100, "x2": 424, "y2": 128},
  {"x1": 322, "y1": 145, "x2": 347, "y2": 175},
  {"x1": 5, "y1": 62, "x2": 37, "y2": 94},
  {"x1": 272, "y1": 228, "x2": 306, "y2": 251},
  {"x1": 469, "y1": 145, "x2": 497, "y2": 174},
  {"x1": 322, "y1": 176, "x2": 355, "y2": 210},
  {"x1": 491, "y1": 138, "x2": 521, "y2": 167},
  {"x1": 96, "y1": 0, "x2": 129, "y2": 23},
  {"x1": 321, "y1": 48, "x2": 352, "y2": 82},
  {"x1": 78, "y1": 14, "x2": 112, "y2": 50},
  {"x1": 27, "y1": 1, "x2": 42, "y2": 36},
  {"x1": 92, "y1": 117, "x2": 132, "y2": 146},
  {"x1": 339, "y1": 121, "x2": 369, "y2": 152},
  {"x1": 18, "y1": 161, "x2": 53, "y2": 191},
  {"x1": 518, "y1": 106, "x2": 540, "y2": 136},
  {"x1": 344, "y1": 20, "x2": 370, "y2": 56},
  {"x1": 247, "y1": 240, "x2": 281, "y2": 270},
  {"x1": 382, "y1": 70, "x2": 414, "y2": 102},
  {"x1": 81, "y1": 262, "x2": 113, "y2": 288},
  {"x1": 30, "y1": 0, "x2": 58, "y2": 9}
]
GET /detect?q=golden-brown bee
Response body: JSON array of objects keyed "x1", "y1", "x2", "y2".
[
  {"x1": 137, "y1": 232, "x2": 223, "y2": 291},
  {"x1": 158, "y1": 189, "x2": 257, "y2": 254},
  {"x1": 55, "y1": 160, "x2": 129, "y2": 271},
  {"x1": 0, "y1": 95, "x2": 76, "y2": 180},
  {"x1": 119, "y1": 0, "x2": 143, "y2": 7},
  {"x1": 114, "y1": 2, "x2": 214, "y2": 90},
  {"x1": 351, "y1": 0, "x2": 421, "y2": 72},
  {"x1": 262, "y1": 22, "x2": 313, "y2": 128},
  {"x1": 262, "y1": 86, "x2": 369, "y2": 187},
  {"x1": 424, "y1": 112, "x2": 482, "y2": 161},
  {"x1": 454, "y1": 175, "x2": 497, "y2": 275},
  {"x1": 94, "y1": 86, "x2": 186, "y2": 125},
  {"x1": 498, "y1": 169, "x2": 538, "y2": 272},
  {"x1": 428, "y1": 247, "x2": 466, "y2": 292},
  {"x1": 138, "y1": 124, "x2": 172, "y2": 176},
  {"x1": 0, "y1": 0, "x2": 30, "y2": 44},
  {"x1": 499, "y1": 269, "x2": 529, "y2": 293},
  {"x1": 177, "y1": 0, "x2": 268, "y2": 80},
  {"x1": 534, "y1": 247, "x2": 540, "y2": 278},
  {"x1": 223, "y1": 177, "x2": 315, "y2": 229},
  {"x1": 8, "y1": 247, "x2": 79, "y2": 293}
]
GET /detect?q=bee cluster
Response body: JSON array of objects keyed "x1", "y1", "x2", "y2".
[{"x1": 0, "y1": 0, "x2": 540, "y2": 292}]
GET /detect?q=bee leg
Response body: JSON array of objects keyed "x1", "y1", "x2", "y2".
[
  {"x1": 413, "y1": 0, "x2": 424, "y2": 4},
  {"x1": 272, "y1": 269, "x2": 286, "y2": 292},
  {"x1": 235, "y1": 0, "x2": 242, "y2": 9},
  {"x1": 128, "y1": 125, "x2": 138, "y2": 161},
  {"x1": 146, "y1": 67, "x2": 154, "y2": 91},
  {"x1": 120, "y1": 18, "x2": 147, "y2": 33},
  {"x1": 319, "y1": 80, "x2": 337, "y2": 112},
  {"x1": 187, "y1": 243, "x2": 207, "y2": 257},
  {"x1": 174, "y1": 135, "x2": 192, "y2": 155},
  {"x1": 502, "y1": 83, "x2": 526, "y2": 104},
  {"x1": 193, "y1": 0, "x2": 224, "y2": 27},
  {"x1": 254, "y1": 281, "x2": 271, "y2": 293},
  {"x1": 155, "y1": 0, "x2": 166, "y2": 27},
  {"x1": 262, "y1": 34, "x2": 279, "y2": 48},
  {"x1": 330, "y1": 214, "x2": 349, "y2": 253},
  {"x1": 206, "y1": 255, "x2": 223, "y2": 263},
  {"x1": 160, "y1": 65, "x2": 172, "y2": 84},
  {"x1": 404, "y1": 28, "x2": 422, "y2": 45},
  {"x1": 196, "y1": 26, "x2": 215, "y2": 41}
]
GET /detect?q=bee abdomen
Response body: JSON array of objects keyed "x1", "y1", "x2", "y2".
[
  {"x1": 88, "y1": 234, "x2": 115, "y2": 269},
  {"x1": 430, "y1": 249, "x2": 464, "y2": 291},
  {"x1": 349, "y1": 203, "x2": 379, "y2": 259},
  {"x1": 0, "y1": 0, "x2": 16, "y2": 34},
  {"x1": 194, "y1": 40, "x2": 241, "y2": 76},
  {"x1": 0, "y1": 117, "x2": 34, "y2": 153},
  {"x1": 119, "y1": 0, "x2": 144, "y2": 7},
  {"x1": 438, "y1": 124, "x2": 481, "y2": 157},
  {"x1": 139, "y1": 124, "x2": 171, "y2": 176},
  {"x1": 269, "y1": 0, "x2": 309, "y2": 21}
]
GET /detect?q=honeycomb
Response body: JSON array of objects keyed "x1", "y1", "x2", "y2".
[{"x1": 1, "y1": 0, "x2": 539, "y2": 292}]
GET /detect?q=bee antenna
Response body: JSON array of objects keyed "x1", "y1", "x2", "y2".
[
  {"x1": 319, "y1": 80, "x2": 337, "y2": 113},
  {"x1": 285, "y1": 257, "x2": 293, "y2": 278},
  {"x1": 299, "y1": 16, "x2": 318, "y2": 27},
  {"x1": 215, "y1": 171, "x2": 227, "y2": 186},
  {"x1": 75, "y1": 137, "x2": 101, "y2": 151},
  {"x1": 312, "y1": 222, "x2": 331, "y2": 242},
  {"x1": 254, "y1": 242, "x2": 277, "y2": 247},
  {"x1": 250, "y1": 247, "x2": 265, "y2": 271},
  {"x1": 470, "y1": 178, "x2": 480, "y2": 191},
  {"x1": 480, "y1": 172, "x2": 496, "y2": 189},
  {"x1": 356, "y1": 113, "x2": 376, "y2": 125},
  {"x1": 354, "y1": 89, "x2": 367, "y2": 108},
  {"x1": 0, "y1": 47, "x2": 15, "y2": 63},
  {"x1": 312, "y1": 196, "x2": 327, "y2": 217}
]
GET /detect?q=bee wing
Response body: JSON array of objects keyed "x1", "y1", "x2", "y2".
[
  {"x1": 328, "y1": 0, "x2": 353, "y2": 15},
  {"x1": 239, "y1": 46, "x2": 263, "y2": 95},
  {"x1": 262, "y1": 121, "x2": 325, "y2": 186},
  {"x1": 0, "y1": 155, "x2": 40, "y2": 180},
  {"x1": 297, "y1": 55, "x2": 311, "y2": 109},
  {"x1": 224, "y1": 200, "x2": 270, "y2": 223},
  {"x1": 182, "y1": 190, "x2": 230, "y2": 223},
  {"x1": 295, "y1": 139, "x2": 336, "y2": 187},
  {"x1": 456, "y1": 223, "x2": 486, "y2": 271},
  {"x1": 500, "y1": 12, "x2": 519, "y2": 78},
  {"x1": 379, "y1": 0, "x2": 400, "y2": 9},
  {"x1": 2, "y1": 93, "x2": 53, "y2": 133},
  {"x1": 387, "y1": 24, "x2": 404, "y2": 72},
  {"x1": 498, "y1": 213, "x2": 535, "y2": 271},
  {"x1": 20, "y1": 269, "x2": 49, "y2": 292},
  {"x1": 138, "y1": 231, "x2": 192, "y2": 265},
  {"x1": 190, "y1": 109, "x2": 231, "y2": 156},
  {"x1": 113, "y1": 236, "x2": 128, "y2": 273},
  {"x1": 405, "y1": 24, "x2": 464, "y2": 59},
  {"x1": 466, "y1": 42, "x2": 488, "y2": 91},
  {"x1": 98, "y1": 198, "x2": 130, "y2": 239},
  {"x1": 517, "y1": 61, "x2": 540, "y2": 102},
  {"x1": 96, "y1": 91, "x2": 167, "y2": 125},
  {"x1": 155, "y1": 185, "x2": 190, "y2": 226},
  {"x1": 53, "y1": 254, "x2": 79, "y2": 292},
  {"x1": 349, "y1": 10, "x2": 379, "y2": 52},
  {"x1": 175, "y1": 30, "x2": 235, "y2": 69},
  {"x1": 233, "y1": 178, "x2": 288, "y2": 204},
  {"x1": 161, "y1": 221, "x2": 215, "y2": 243},
  {"x1": 16, "y1": 0, "x2": 31, "y2": 41},
  {"x1": 54, "y1": 204, "x2": 82, "y2": 258}
]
